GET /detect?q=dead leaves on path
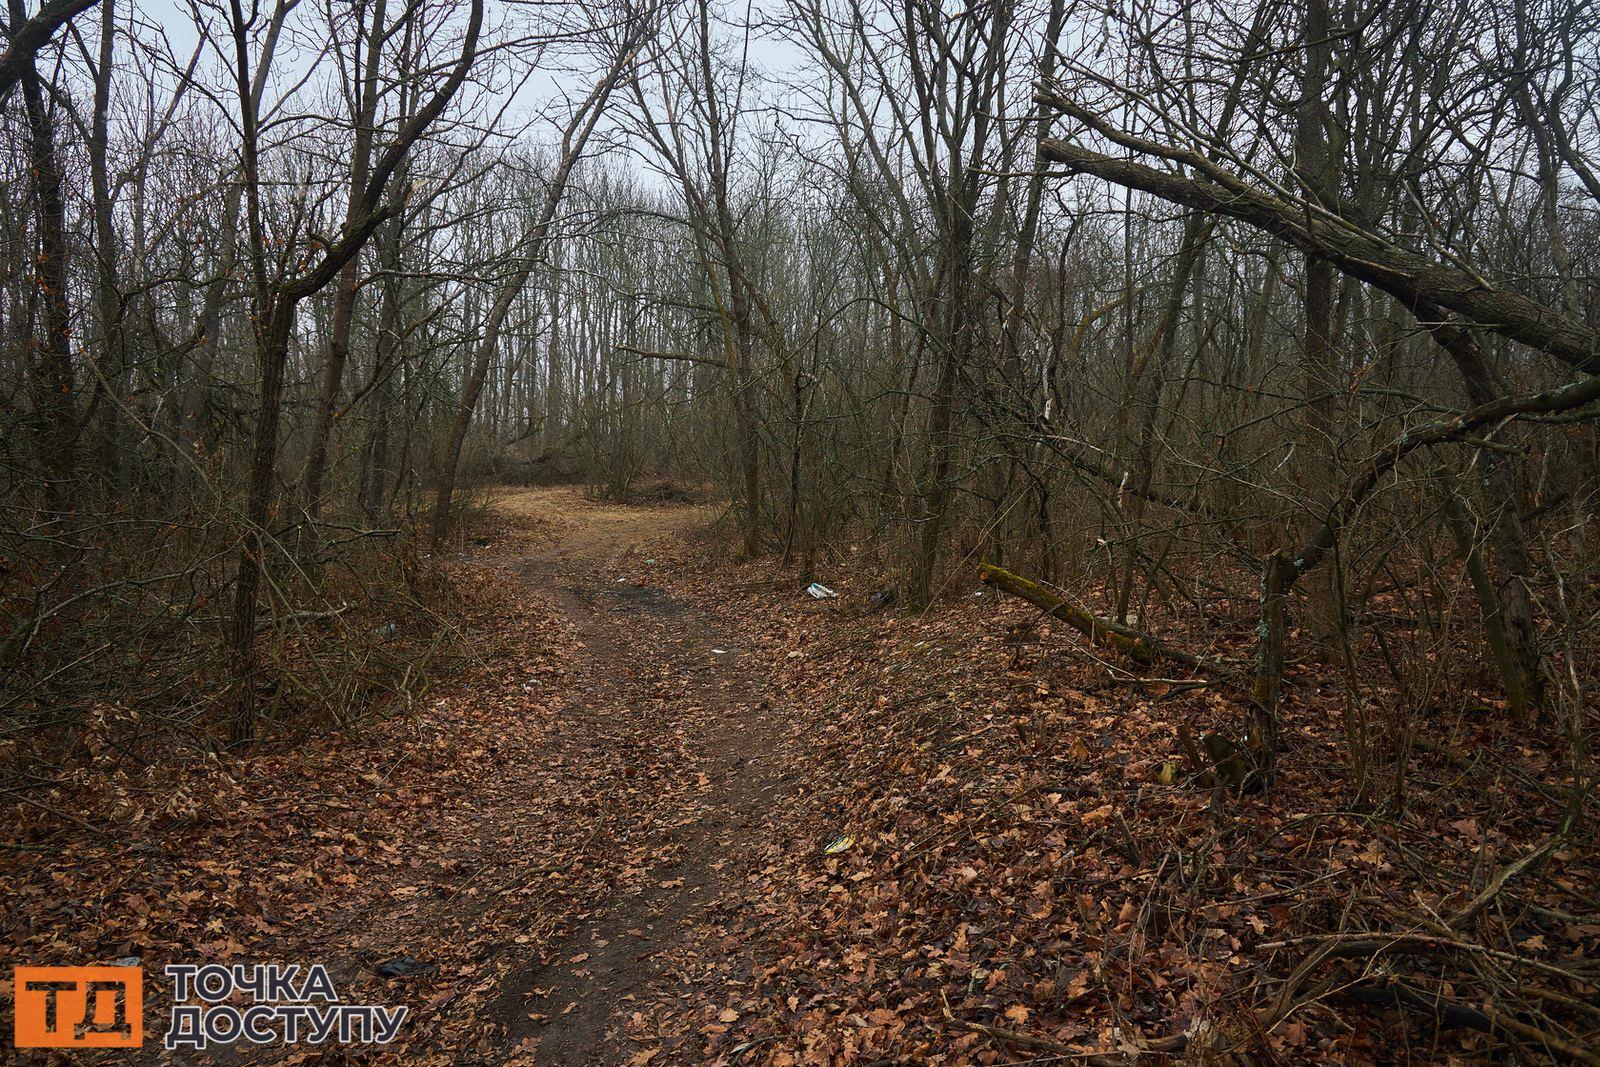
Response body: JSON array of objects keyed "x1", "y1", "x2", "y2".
[{"x1": 0, "y1": 515, "x2": 706, "y2": 1063}]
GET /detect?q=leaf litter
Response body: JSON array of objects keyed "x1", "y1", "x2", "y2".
[{"x1": 3, "y1": 487, "x2": 1595, "y2": 1065}]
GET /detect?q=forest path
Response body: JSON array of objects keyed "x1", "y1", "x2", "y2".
[{"x1": 482, "y1": 487, "x2": 794, "y2": 1065}]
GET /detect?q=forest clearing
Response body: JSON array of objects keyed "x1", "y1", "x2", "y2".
[{"x1": 2, "y1": 0, "x2": 1599, "y2": 1060}]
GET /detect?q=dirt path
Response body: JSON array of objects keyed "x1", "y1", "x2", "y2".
[
  {"x1": 1, "y1": 488, "x2": 804, "y2": 1067},
  {"x1": 481, "y1": 488, "x2": 794, "y2": 1064}
]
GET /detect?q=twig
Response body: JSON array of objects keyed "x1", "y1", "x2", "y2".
[
  {"x1": 1344, "y1": 982, "x2": 1600, "y2": 1066},
  {"x1": 1449, "y1": 834, "x2": 1565, "y2": 927},
  {"x1": 1261, "y1": 932, "x2": 1596, "y2": 986}
]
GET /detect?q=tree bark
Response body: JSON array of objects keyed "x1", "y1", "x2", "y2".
[
  {"x1": 13, "y1": 0, "x2": 79, "y2": 524},
  {"x1": 301, "y1": 0, "x2": 388, "y2": 525},
  {"x1": 1423, "y1": 317, "x2": 1543, "y2": 717},
  {"x1": 1294, "y1": 0, "x2": 1340, "y2": 635},
  {"x1": 360, "y1": 219, "x2": 405, "y2": 517},
  {"x1": 1249, "y1": 550, "x2": 1292, "y2": 775},
  {"x1": 0, "y1": 0, "x2": 99, "y2": 102},
  {"x1": 1437, "y1": 468, "x2": 1527, "y2": 719},
  {"x1": 87, "y1": 0, "x2": 130, "y2": 499}
]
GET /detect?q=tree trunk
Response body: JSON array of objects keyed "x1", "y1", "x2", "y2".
[
  {"x1": 730, "y1": 284, "x2": 762, "y2": 557},
  {"x1": 543, "y1": 250, "x2": 563, "y2": 459},
  {"x1": 978, "y1": 562, "x2": 1223, "y2": 672},
  {"x1": 13, "y1": 0, "x2": 78, "y2": 525},
  {"x1": 1296, "y1": 0, "x2": 1340, "y2": 637},
  {"x1": 909, "y1": 319, "x2": 963, "y2": 609},
  {"x1": 360, "y1": 226, "x2": 404, "y2": 517},
  {"x1": 1035, "y1": 133, "x2": 1600, "y2": 373},
  {"x1": 1114, "y1": 213, "x2": 1209, "y2": 621},
  {"x1": 1249, "y1": 550, "x2": 1293, "y2": 777},
  {"x1": 1425, "y1": 317, "x2": 1543, "y2": 718},
  {"x1": 1437, "y1": 468, "x2": 1527, "y2": 718},
  {"x1": 228, "y1": 0, "x2": 482, "y2": 742},
  {"x1": 88, "y1": 0, "x2": 130, "y2": 500},
  {"x1": 986, "y1": 0, "x2": 1066, "y2": 569},
  {"x1": 228, "y1": 298, "x2": 296, "y2": 744},
  {"x1": 302, "y1": 0, "x2": 388, "y2": 524}
]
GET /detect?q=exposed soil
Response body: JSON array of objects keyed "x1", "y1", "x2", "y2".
[
  {"x1": 0, "y1": 487, "x2": 800, "y2": 1066},
  {"x1": 480, "y1": 488, "x2": 797, "y2": 1063}
]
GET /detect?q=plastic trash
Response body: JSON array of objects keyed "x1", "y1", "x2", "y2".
[
  {"x1": 374, "y1": 956, "x2": 437, "y2": 979},
  {"x1": 372, "y1": 622, "x2": 399, "y2": 638},
  {"x1": 806, "y1": 583, "x2": 838, "y2": 599}
]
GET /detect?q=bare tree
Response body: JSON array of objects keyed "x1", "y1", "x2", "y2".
[
  {"x1": 429, "y1": 14, "x2": 649, "y2": 546},
  {"x1": 226, "y1": 0, "x2": 484, "y2": 742}
]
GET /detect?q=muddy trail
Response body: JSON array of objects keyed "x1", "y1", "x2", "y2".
[
  {"x1": 467, "y1": 492, "x2": 793, "y2": 1062},
  {"x1": 223, "y1": 487, "x2": 808, "y2": 1065},
  {"x1": 0, "y1": 488, "x2": 810, "y2": 1067},
  {"x1": 475, "y1": 489, "x2": 798, "y2": 1063}
]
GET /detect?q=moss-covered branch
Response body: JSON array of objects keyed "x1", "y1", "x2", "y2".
[{"x1": 977, "y1": 563, "x2": 1224, "y2": 674}]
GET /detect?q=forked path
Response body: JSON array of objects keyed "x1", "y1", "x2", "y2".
[{"x1": 486, "y1": 488, "x2": 793, "y2": 1064}]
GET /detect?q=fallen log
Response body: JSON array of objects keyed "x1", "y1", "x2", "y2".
[{"x1": 976, "y1": 563, "x2": 1226, "y2": 674}]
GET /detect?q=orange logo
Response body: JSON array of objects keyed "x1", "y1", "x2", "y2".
[{"x1": 13, "y1": 967, "x2": 143, "y2": 1048}]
